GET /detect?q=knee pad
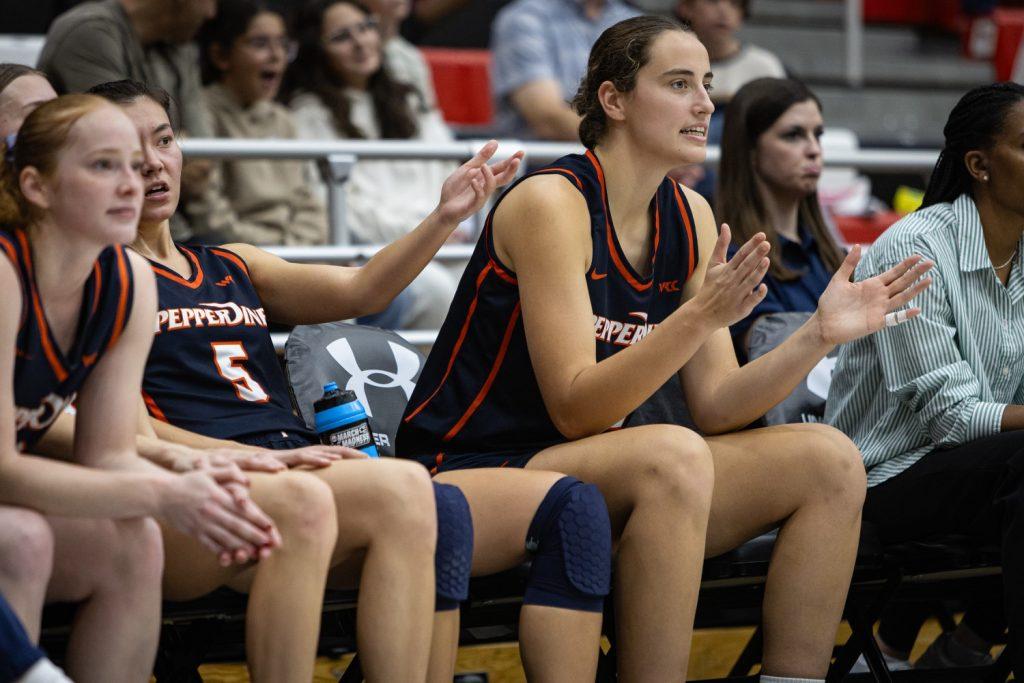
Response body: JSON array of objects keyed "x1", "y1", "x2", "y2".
[
  {"x1": 432, "y1": 482, "x2": 474, "y2": 611},
  {"x1": 523, "y1": 476, "x2": 612, "y2": 613}
]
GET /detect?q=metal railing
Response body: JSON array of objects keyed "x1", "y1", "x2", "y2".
[{"x1": 179, "y1": 138, "x2": 939, "y2": 246}]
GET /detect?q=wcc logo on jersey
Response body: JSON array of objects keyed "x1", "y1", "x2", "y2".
[{"x1": 593, "y1": 311, "x2": 656, "y2": 347}]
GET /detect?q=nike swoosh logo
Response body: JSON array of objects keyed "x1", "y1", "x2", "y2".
[{"x1": 590, "y1": 271, "x2": 607, "y2": 280}]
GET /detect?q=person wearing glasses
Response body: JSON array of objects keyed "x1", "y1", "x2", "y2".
[
  {"x1": 189, "y1": 0, "x2": 329, "y2": 246},
  {"x1": 285, "y1": 0, "x2": 463, "y2": 330}
]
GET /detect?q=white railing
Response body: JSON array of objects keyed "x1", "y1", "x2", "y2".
[{"x1": 179, "y1": 138, "x2": 939, "y2": 245}]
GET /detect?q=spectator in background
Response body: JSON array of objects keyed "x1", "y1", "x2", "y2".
[
  {"x1": 37, "y1": 0, "x2": 220, "y2": 240},
  {"x1": 491, "y1": 0, "x2": 639, "y2": 140},
  {"x1": 0, "y1": 65, "x2": 57, "y2": 139},
  {"x1": 287, "y1": 0, "x2": 460, "y2": 329},
  {"x1": 192, "y1": 0, "x2": 327, "y2": 245},
  {"x1": 360, "y1": 0, "x2": 439, "y2": 108},
  {"x1": 717, "y1": 78, "x2": 845, "y2": 361},
  {"x1": 37, "y1": 0, "x2": 216, "y2": 136},
  {"x1": 673, "y1": 0, "x2": 785, "y2": 196},
  {"x1": 676, "y1": 0, "x2": 784, "y2": 106}
]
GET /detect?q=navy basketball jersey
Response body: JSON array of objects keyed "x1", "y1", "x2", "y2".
[
  {"x1": 398, "y1": 150, "x2": 699, "y2": 469},
  {"x1": 1, "y1": 228, "x2": 135, "y2": 451},
  {"x1": 141, "y1": 245, "x2": 312, "y2": 441}
]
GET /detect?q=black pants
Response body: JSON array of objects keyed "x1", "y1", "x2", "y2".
[{"x1": 865, "y1": 431, "x2": 1024, "y2": 670}]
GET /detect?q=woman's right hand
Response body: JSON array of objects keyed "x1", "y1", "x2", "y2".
[
  {"x1": 690, "y1": 224, "x2": 771, "y2": 329},
  {"x1": 157, "y1": 469, "x2": 281, "y2": 566}
]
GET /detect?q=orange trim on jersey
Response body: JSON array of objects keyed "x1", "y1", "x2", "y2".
[
  {"x1": 105, "y1": 247, "x2": 130, "y2": 351},
  {"x1": 210, "y1": 247, "x2": 250, "y2": 277},
  {"x1": 489, "y1": 259, "x2": 517, "y2": 285},
  {"x1": 430, "y1": 452, "x2": 444, "y2": 475},
  {"x1": 151, "y1": 247, "x2": 204, "y2": 289},
  {"x1": 141, "y1": 389, "x2": 169, "y2": 422},
  {"x1": 90, "y1": 262, "x2": 102, "y2": 315},
  {"x1": 404, "y1": 263, "x2": 494, "y2": 422},
  {"x1": 0, "y1": 234, "x2": 16, "y2": 265},
  {"x1": 672, "y1": 182, "x2": 697, "y2": 280},
  {"x1": 585, "y1": 150, "x2": 654, "y2": 292},
  {"x1": 16, "y1": 230, "x2": 67, "y2": 382},
  {"x1": 546, "y1": 167, "x2": 584, "y2": 190},
  {"x1": 442, "y1": 302, "x2": 521, "y2": 443}
]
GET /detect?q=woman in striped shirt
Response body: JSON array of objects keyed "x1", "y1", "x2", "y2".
[{"x1": 827, "y1": 82, "x2": 1024, "y2": 675}]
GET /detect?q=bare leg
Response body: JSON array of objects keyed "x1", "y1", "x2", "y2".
[
  {"x1": 527, "y1": 424, "x2": 714, "y2": 682},
  {"x1": 47, "y1": 516, "x2": 164, "y2": 683},
  {"x1": 435, "y1": 468, "x2": 604, "y2": 683},
  {"x1": 427, "y1": 609, "x2": 459, "y2": 683},
  {"x1": 704, "y1": 423, "x2": 866, "y2": 679},
  {"x1": 0, "y1": 507, "x2": 52, "y2": 640},
  {"x1": 162, "y1": 471, "x2": 338, "y2": 682},
  {"x1": 318, "y1": 458, "x2": 438, "y2": 682}
]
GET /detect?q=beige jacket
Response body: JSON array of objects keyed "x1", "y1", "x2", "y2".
[{"x1": 187, "y1": 83, "x2": 327, "y2": 246}]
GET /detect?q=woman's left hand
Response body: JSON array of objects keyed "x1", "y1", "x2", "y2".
[
  {"x1": 814, "y1": 245, "x2": 933, "y2": 346},
  {"x1": 434, "y1": 140, "x2": 524, "y2": 225}
]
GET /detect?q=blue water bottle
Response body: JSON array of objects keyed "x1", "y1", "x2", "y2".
[{"x1": 313, "y1": 382, "x2": 378, "y2": 457}]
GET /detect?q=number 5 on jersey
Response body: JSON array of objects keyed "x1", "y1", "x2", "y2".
[{"x1": 211, "y1": 341, "x2": 270, "y2": 403}]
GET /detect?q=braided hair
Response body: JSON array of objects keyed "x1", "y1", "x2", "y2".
[{"x1": 921, "y1": 82, "x2": 1024, "y2": 208}]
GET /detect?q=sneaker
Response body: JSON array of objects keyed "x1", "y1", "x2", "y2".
[
  {"x1": 915, "y1": 632, "x2": 994, "y2": 669},
  {"x1": 849, "y1": 651, "x2": 913, "y2": 674}
]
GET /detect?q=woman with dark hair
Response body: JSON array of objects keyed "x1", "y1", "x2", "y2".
[
  {"x1": 398, "y1": 15, "x2": 932, "y2": 681},
  {"x1": 190, "y1": 0, "x2": 328, "y2": 246},
  {"x1": 717, "y1": 77, "x2": 846, "y2": 358},
  {"x1": 286, "y1": 0, "x2": 460, "y2": 329},
  {"x1": 827, "y1": 81, "x2": 1024, "y2": 676}
]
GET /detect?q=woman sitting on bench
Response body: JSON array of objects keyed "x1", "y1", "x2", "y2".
[
  {"x1": 827, "y1": 81, "x2": 1024, "y2": 678},
  {"x1": 397, "y1": 15, "x2": 932, "y2": 682}
]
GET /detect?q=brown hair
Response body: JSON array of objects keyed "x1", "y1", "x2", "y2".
[
  {"x1": 0, "y1": 94, "x2": 112, "y2": 227},
  {"x1": 716, "y1": 77, "x2": 844, "y2": 282},
  {"x1": 571, "y1": 15, "x2": 692, "y2": 149},
  {"x1": 0, "y1": 64, "x2": 46, "y2": 98}
]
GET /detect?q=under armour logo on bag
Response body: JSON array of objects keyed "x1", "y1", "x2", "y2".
[{"x1": 324, "y1": 338, "x2": 420, "y2": 417}]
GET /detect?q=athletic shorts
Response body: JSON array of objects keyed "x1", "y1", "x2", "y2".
[
  {"x1": 234, "y1": 429, "x2": 316, "y2": 451},
  {"x1": 411, "y1": 448, "x2": 541, "y2": 474}
]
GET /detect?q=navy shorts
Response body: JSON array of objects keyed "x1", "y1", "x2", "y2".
[
  {"x1": 234, "y1": 430, "x2": 316, "y2": 451},
  {"x1": 412, "y1": 449, "x2": 541, "y2": 474}
]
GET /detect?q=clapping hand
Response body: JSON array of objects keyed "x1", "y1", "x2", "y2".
[
  {"x1": 692, "y1": 224, "x2": 771, "y2": 328},
  {"x1": 434, "y1": 141, "x2": 524, "y2": 225},
  {"x1": 814, "y1": 245, "x2": 933, "y2": 345}
]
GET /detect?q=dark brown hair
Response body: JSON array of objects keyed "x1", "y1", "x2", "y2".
[
  {"x1": 88, "y1": 79, "x2": 174, "y2": 117},
  {"x1": 0, "y1": 94, "x2": 112, "y2": 226},
  {"x1": 0, "y1": 64, "x2": 45, "y2": 98},
  {"x1": 716, "y1": 77, "x2": 844, "y2": 282},
  {"x1": 285, "y1": 0, "x2": 421, "y2": 140},
  {"x1": 571, "y1": 15, "x2": 692, "y2": 149}
]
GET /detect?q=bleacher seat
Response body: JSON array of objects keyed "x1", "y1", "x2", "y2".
[{"x1": 420, "y1": 48, "x2": 494, "y2": 129}]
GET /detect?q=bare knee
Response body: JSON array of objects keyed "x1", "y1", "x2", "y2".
[
  {"x1": 362, "y1": 461, "x2": 436, "y2": 549},
  {"x1": 630, "y1": 425, "x2": 715, "y2": 514},
  {"x1": 0, "y1": 509, "x2": 53, "y2": 589},
  {"x1": 260, "y1": 473, "x2": 337, "y2": 549},
  {"x1": 798, "y1": 424, "x2": 867, "y2": 512},
  {"x1": 108, "y1": 518, "x2": 164, "y2": 591}
]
